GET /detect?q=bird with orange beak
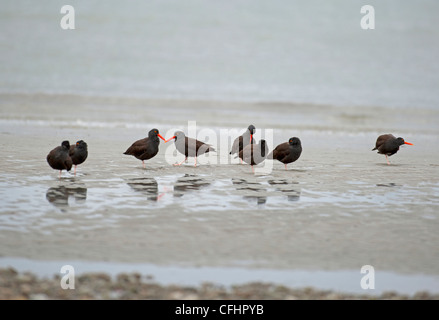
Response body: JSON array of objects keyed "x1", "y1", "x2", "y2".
[
  {"x1": 229, "y1": 125, "x2": 256, "y2": 162},
  {"x1": 166, "y1": 131, "x2": 215, "y2": 167},
  {"x1": 123, "y1": 128, "x2": 166, "y2": 168},
  {"x1": 372, "y1": 134, "x2": 413, "y2": 165},
  {"x1": 69, "y1": 140, "x2": 88, "y2": 175}
]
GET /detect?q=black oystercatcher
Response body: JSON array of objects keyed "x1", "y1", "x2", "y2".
[
  {"x1": 123, "y1": 129, "x2": 166, "y2": 168},
  {"x1": 268, "y1": 137, "x2": 302, "y2": 170},
  {"x1": 47, "y1": 140, "x2": 73, "y2": 178},
  {"x1": 229, "y1": 125, "x2": 256, "y2": 162},
  {"x1": 69, "y1": 140, "x2": 88, "y2": 174},
  {"x1": 166, "y1": 131, "x2": 215, "y2": 167},
  {"x1": 372, "y1": 134, "x2": 413, "y2": 165},
  {"x1": 238, "y1": 139, "x2": 269, "y2": 172}
]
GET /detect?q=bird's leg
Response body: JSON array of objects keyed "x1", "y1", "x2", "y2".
[
  {"x1": 174, "y1": 157, "x2": 187, "y2": 166},
  {"x1": 194, "y1": 157, "x2": 197, "y2": 167},
  {"x1": 385, "y1": 155, "x2": 390, "y2": 165},
  {"x1": 74, "y1": 165, "x2": 77, "y2": 175},
  {"x1": 284, "y1": 164, "x2": 288, "y2": 170},
  {"x1": 142, "y1": 160, "x2": 146, "y2": 169},
  {"x1": 240, "y1": 159, "x2": 243, "y2": 164},
  {"x1": 59, "y1": 170, "x2": 62, "y2": 179},
  {"x1": 251, "y1": 165, "x2": 255, "y2": 174}
]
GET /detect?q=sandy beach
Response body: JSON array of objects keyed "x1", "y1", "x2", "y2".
[{"x1": 1, "y1": 93, "x2": 439, "y2": 299}]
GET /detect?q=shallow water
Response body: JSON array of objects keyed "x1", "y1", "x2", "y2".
[
  {"x1": 1, "y1": 96, "x2": 439, "y2": 295},
  {"x1": 2, "y1": 171, "x2": 439, "y2": 230}
]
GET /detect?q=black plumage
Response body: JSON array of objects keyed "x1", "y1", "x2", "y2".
[
  {"x1": 47, "y1": 140, "x2": 73, "y2": 177},
  {"x1": 372, "y1": 134, "x2": 413, "y2": 164},
  {"x1": 229, "y1": 125, "x2": 256, "y2": 159},
  {"x1": 268, "y1": 137, "x2": 302, "y2": 170},
  {"x1": 69, "y1": 140, "x2": 88, "y2": 174},
  {"x1": 238, "y1": 139, "x2": 269, "y2": 170},
  {"x1": 124, "y1": 129, "x2": 166, "y2": 168},
  {"x1": 167, "y1": 131, "x2": 215, "y2": 167}
]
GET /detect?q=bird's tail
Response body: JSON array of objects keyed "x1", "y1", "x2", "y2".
[{"x1": 371, "y1": 147, "x2": 377, "y2": 151}]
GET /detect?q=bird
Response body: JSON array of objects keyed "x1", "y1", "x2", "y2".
[
  {"x1": 372, "y1": 134, "x2": 413, "y2": 165},
  {"x1": 47, "y1": 140, "x2": 73, "y2": 178},
  {"x1": 123, "y1": 129, "x2": 166, "y2": 168},
  {"x1": 267, "y1": 137, "x2": 302, "y2": 170},
  {"x1": 166, "y1": 131, "x2": 215, "y2": 167},
  {"x1": 237, "y1": 139, "x2": 269, "y2": 172},
  {"x1": 229, "y1": 125, "x2": 256, "y2": 162},
  {"x1": 69, "y1": 140, "x2": 88, "y2": 174}
]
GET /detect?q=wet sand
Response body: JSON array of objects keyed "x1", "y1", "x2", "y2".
[{"x1": 1, "y1": 93, "x2": 439, "y2": 298}]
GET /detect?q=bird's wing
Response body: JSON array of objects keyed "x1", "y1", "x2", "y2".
[
  {"x1": 374, "y1": 134, "x2": 395, "y2": 151},
  {"x1": 64, "y1": 155, "x2": 73, "y2": 171},
  {"x1": 251, "y1": 145, "x2": 266, "y2": 164},
  {"x1": 194, "y1": 138, "x2": 215, "y2": 155},
  {"x1": 272, "y1": 142, "x2": 289, "y2": 160},
  {"x1": 69, "y1": 145, "x2": 76, "y2": 156},
  {"x1": 240, "y1": 145, "x2": 254, "y2": 163},
  {"x1": 230, "y1": 135, "x2": 243, "y2": 154},
  {"x1": 124, "y1": 138, "x2": 147, "y2": 156}
]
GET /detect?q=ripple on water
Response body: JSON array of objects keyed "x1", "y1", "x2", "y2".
[{"x1": 1, "y1": 171, "x2": 439, "y2": 233}]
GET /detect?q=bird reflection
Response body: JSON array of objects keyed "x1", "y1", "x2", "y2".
[
  {"x1": 127, "y1": 177, "x2": 161, "y2": 201},
  {"x1": 173, "y1": 174, "x2": 211, "y2": 197},
  {"x1": 46, "y1": 185, "x2": 87, "y2": 210},
  {"x1": 232, "y1": 178, "x2": 267, "y2": 205},
  {"x1": 268, "y1": 179, "x2": 301, "y2": 202}
]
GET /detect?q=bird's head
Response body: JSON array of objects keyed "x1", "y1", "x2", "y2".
[
  {"x1": 289, "y1": 137, "x2": 301, "y2": 146},
  {"x1": 248, "y1": 125, "x2": 256, "y2": 135},
  {"x1": 396, "y1": 137, "x2": 413, "y2": 146},
  {"x1": 76, "y1": 140, "x2": 88, "y2": 149},
  {"x1": 149, "y1": 128, "x2": 166, "y2": 142},
  {"x1": 165, "y1": 131, "x2": 184, "y2": 143},
  {"x1": 61, "y1": 141, "x2": 70, "y2": 150},
  {"x1": 248, "y1": 125, "x2": 256, "y2": 143}
]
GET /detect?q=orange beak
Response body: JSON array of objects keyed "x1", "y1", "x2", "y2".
[
  {"x1": 250, "y1": 134, "x2": 253, "y2": 144},
  {"x1": 165, "y1": 136, "x2": 176, "y2": 143},
  {"x1": 404, "y1": 142, "x2": 413, "y2": 145},
  {"x1": 158, "y1": 134, "x2": 166, "y2": 141}
]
